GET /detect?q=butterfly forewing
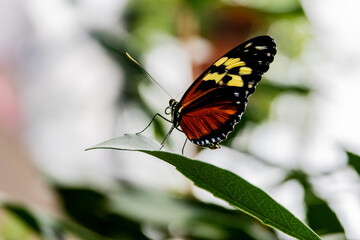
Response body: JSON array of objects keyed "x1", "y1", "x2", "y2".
[{"x1": 177, "y1": 36, "x2": 276, "y2": 149}]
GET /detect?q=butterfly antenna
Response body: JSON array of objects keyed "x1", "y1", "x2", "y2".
[{"x1": 126, "y1": 52, "x2": 172, "y2": 98}]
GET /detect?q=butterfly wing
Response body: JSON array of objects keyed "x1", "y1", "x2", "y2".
[
  {"x1": 180, "y1": 87, "x2": 245, "y2": 149},
  {"x1": 178, "y1": 35, "x2": 277, "y2": 149}
]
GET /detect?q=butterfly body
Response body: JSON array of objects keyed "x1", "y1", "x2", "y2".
[{"x1": 166, "y1": 35, "x2": 277, "y2": 150}]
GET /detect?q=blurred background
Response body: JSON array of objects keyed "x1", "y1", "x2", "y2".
[{"x1": 0, "y1": 0, "x2": 360, "y2": 239}]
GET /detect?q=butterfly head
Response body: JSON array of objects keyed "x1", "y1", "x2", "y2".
[{"x1": 167, "y1": 99, "x2": 181, "y2": 127}]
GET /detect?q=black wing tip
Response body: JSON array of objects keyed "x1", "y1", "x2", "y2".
[
  {"x1": 251, "y1": 35, "x2": 275, "y2": 42},
  {"x1": 247, "y1": 35, "x2": 277, "y2": 59},
  {"x1": 250, "y1": 35, "x2": 277, "y2": 48}
]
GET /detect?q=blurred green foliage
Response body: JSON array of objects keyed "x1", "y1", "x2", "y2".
[
  {"x1": 1, "y1": 185, "x2": 279, "y2": 240},
  {"x1": 347, "y1": 151, "x2": 360, "y2": 175},
  {"x1": 91, "y1": 31, "x2": 168, "y2": 138},
  {"x1": 57, "y1": 185, "x2": 278, "y2": 240},
  {"x1": 285, "y1": 170, "x2": 344, "y2": 235}
]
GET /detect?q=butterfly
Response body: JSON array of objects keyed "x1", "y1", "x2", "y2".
[{"x1": 138, "y1": 35, "x2": 276, "y2": 151}]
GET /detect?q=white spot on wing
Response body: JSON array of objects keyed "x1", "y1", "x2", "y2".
[{"x1": 255, "y1": 46, "x2": 268, "y2": 50}]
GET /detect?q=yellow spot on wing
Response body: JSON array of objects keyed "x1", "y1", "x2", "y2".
[
  {"x1": 227, "y1": 74, "x2": 244, "y2": 87},
  {"x1": 203, "y1": 72, "x2": 226, "y2": 83},
  {"x1": 224, "y1": 58, "x2": 241, "y2": 66},
  {"x1": 239, "y1": 67, "x2": 252, "y2": 75},
  {"x1": 248, "y1": 83, "x2": 253, "y2": 88},
  {"x1": 214, "y1": 57, "x2": 228, "y2": 67},
  {"x1": 245, "y1": 42, "x2": 252, "y2": 48},
  {"x1": 226, "y1": 61, "x2": 246, "y2": 70}
]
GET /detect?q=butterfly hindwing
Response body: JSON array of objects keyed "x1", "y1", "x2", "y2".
[
  {"x1": 179, "y1": 87, "x2": 246, "y2": 148},
  {"x1": 177, "y1": 35, "x2": 276, "y2": 148}
]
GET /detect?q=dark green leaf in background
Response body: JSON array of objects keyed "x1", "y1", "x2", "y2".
[
  {"x1": 56, "y1": 187, "x2": 150, "y2": 240},
  {"x1": 286, "y1": 170, "x2": 344, "y2": 236},
  {"x1": 347, "y1": 151, "x2": 360, "y2": 175},
  {"x1": 3, "y1": 204, "x2": 41, "y2": 234},
  {"x1": 1, "y1": 201, "x2": 112, "y2": 240}
]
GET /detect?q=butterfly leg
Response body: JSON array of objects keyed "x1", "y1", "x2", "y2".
[
  {"x1": 136, "y1": 113, "x2": 172, "y2": 134},
  {"x1": 181, "y1": 138, "x2": 188, "y2": 155},
  {"x1": 160, "y1": 125, "x2": 175, "y2": 150}
]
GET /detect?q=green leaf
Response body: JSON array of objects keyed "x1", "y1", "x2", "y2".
[
  {"x1": 56, "y1": 187, "x2": 150, "y2": 240},
  {"x1": 2, "y1": 201, "x2": 110, "y2": 240},
  {"x1": 305, "y1": 191, "x2": 344, "y2": 235},
  {"x1": 86, "y1": 134, "x2": 321, "y2": 240},
  {"x1": 3, "y1": 204, "x2": 41, "y2": 233},
  {"x1": 285, "y1": 170, "x2": 344, "y2": 235},
  {"x1": 0, "y1": 207, "x2": 38, "y2": 240},
  {"x1": 230, "y1": 0, "x2": 303, "y2": 14},
  {"x1": 346, "y1": 151, "x2": 360, "y2": 175}
]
